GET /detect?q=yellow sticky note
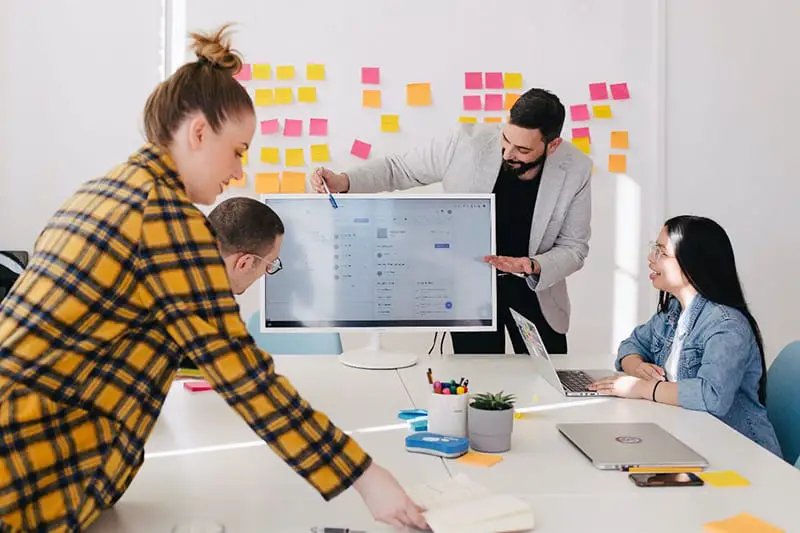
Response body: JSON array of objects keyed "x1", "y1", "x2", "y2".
[
  {"x1": 252, "y1": 64, "x2": 272, "y2": 80},
  {"x1": 255, "y1": 173, "x2": 280, "y2": 194},
  {"x1": 611, "y1": 131, "x2": 629, "y2": 149},
  {"x1": 504, "y1": 93, "x2": 520, "y2": 110},
  {"x1": 381, "y1": 114, "x2": 400, "y2": 133},
  {"x1": 276, "y1": 65, "x2": 295, "y2": 80},
  {"x1": 608, "y1": 154, "x2": 627, "y2": 173},
  {"x1": 255, "y1": 89, "x2": 274, "y2": 107},
  {"x1": 298, "y1": 87, "x2": 317, "y2": 103},
  {"x1": 484, "y1": 117, "x2": 502, "y2": 123},
  {"x1": 306, "y1": 63, "x2": 325, "y2": 81},
  {"x1": 275, "y1": 87, "x2": 293, "y2": 105},
  {"x1": 260, "y1": 147, "x2": 280, "y2": 164},
  {"x1": 281, "y1": 171, "x2": 306, "y2": 193},
  {"x1": 697, "y1": 471, "x2": 750, "y2": 488},
  {"x1": 704, "y1": 513, "x2": 784, "y2": 533},
  {"x1": 456, "y1": 451, "x2": 503, "y2": 468},
  {"x1": 572, "y1": 137, "x2": 591, "y2": 154},
  {"x1": 504, "y1": 72, "x2": 523, "y2": 89},
  {"x1": 310, "y1": 144, "x2": 330, "y2": 163},
  {"x1": 363, "y1": 89, "x2": 381, "y2": 108},
  {"x1": 228, "y1": 173, "x2": 246, "y2": 188},
  {"x1": 241, "y1": 151, "x2": 248, "y2": 166},
  {"x1": 459, "y1": 116, "x2": 477, "y2": 123},
  {"x1": 593, "y1": 104, "x2": 613, "y2": 118},
  {"x1": 285, "y1": 148, "x2": 305, "y2": 167},
  {"x1": 407, "y1": 83, "x2": 432, "y2": 106},
  {"x1": 513, "y1": 412, "x2": 526, "y2": 420}
]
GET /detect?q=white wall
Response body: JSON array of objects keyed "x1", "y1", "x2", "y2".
[{"x1": 665, "y1": 0, "x2": 800, "y2": 362}]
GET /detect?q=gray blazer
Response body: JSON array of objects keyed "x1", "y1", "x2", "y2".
[{"x1": 346, "y1": 124, "x2": 592, "y2": 334}]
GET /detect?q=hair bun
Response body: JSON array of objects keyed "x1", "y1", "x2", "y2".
[{"x1": 189, "y1": 23, "x2": 243, "y2": 75}]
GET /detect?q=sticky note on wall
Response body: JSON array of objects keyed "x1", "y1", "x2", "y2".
[
  {"x1": 255, "y1": 89, "x2": 274, "y2": 107},
  {"x1": 306, "y1": 63, "x2": 325, "y2": 80},
  {"x1": 298, "y1": 87, "x2": 317, "y2": 103},
  {"x1": 276, "y1": 65, "x2": 295, "y2": 80},
  {"x1": 485, "y1": 72, "x2": 503, "y2": 89},
  {"x1": 611, "y1": 131, "x2": 629, "y2": 149},
  {"x1": 252, "y1": 64, "x2": 272, "y2": 80},
  {"x1": 310, "y1": 144, "x2": 331, "y2": 163},
  {"x1": 504, "y1": 73, "x2": 523, "y2": 89},
  {"x1": 572, "y1": 127, "x2": 591, "y2": 140},
  {"x1": 459, "y1": 116, "x2": 477, "y2": 123},
  {"x1": 484, "y1": 94, "x2": 503, "y2": 111},
  {"x1": 589, "y1": 82, "x2": 608, "y2": 100},
  {"x1": 241, "y1": 151, "x2": 248, "y2": 166},
  {"x1": 570, "y1": 104, "x2": 590, "y2": 121},
  {"x1": 275, "y1": 88, "x2": 294, "y2": 105},
  {"x1": 504, "y1": 93, "x2": 520, "y2": 110},
  {"x1": 407, "y1": 83, "x2": 432, "y2": 106},
  {"x1": 351, "y1": 139, "x2": 371, "y2": 159},
  {"x1": 260, "y1": 119, "x2": 280, "y2": 135},
  {"x1": 484, "y1": 117, "x2": 502, "y2": 123},
  {"x1": 362, "y1": 67, "x2": 380, "y2": 84},
  {"x1": 463, "y1": 95, "x2": 481, "y2": 111},
  {"x1": 281, "y1": 172, "x2": 306, "y2": 193},
  {"x1": 381, "y1": 114, "x2": 400, "y2": 132},
  {"x1": 283, "y1": 119, "x2": 302, "y2": 137},
  {"x1": 593, "y1": 104, "x2": 613, "y2": 118},
  {"x1": 309, "y1": 118, "x2": 328, "y2": 136},
  {"x1": 255, "y1": 173, "x2": 280, "y2": 194},
  {"x1": 464, "y1": 72, "x2": 483, "y2": 90},
  {"x1": 234, "y1": 64, "x2": 252, "y2": 81},
  {"x1": 608, "y1": 154, "x2": 627, "y2": 173},
  {"x1": 610, "y1": 82, "x2": 630, "y2": 100},
  {"x1": 363, "y1": 89, "x2": 381, "y2": 108},
  {"x1": 260, "y1": 147, "x2": 280, "y2": 164},
  {"x1": 285, "y1": 148, "x2": 305, "y2": 167},
  {"x1": 572, "y1": 137, "x2": 591, "y2": 154}
]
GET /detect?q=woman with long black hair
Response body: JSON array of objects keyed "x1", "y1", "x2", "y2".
[{"x1": 589, "y1": 215, "x2": 782, "y2": 457}]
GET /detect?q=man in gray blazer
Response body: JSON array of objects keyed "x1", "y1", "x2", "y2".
[{"x1": 311, "y1": 88, "x2": 592, "y2": 354}]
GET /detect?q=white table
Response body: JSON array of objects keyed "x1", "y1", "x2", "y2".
[{"x1": 88, "y1": 354, "x2": 800, "y2": 532}]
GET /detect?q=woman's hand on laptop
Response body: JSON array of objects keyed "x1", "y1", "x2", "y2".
[
  {"x1": 632, "y1": 362, "x2": 666, "y2": 381},
  {"x1": 588, "y1": 375, "x2": 649, "y2": 399}
]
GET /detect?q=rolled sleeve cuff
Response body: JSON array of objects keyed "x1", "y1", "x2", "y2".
[{"x1": 676, "y1": 379, "x2": 705, "y2": 411}]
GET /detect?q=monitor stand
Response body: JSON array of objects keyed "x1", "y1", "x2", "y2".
[{"x1": 338, "y1": 331, "x2": 419, "y2": 370}]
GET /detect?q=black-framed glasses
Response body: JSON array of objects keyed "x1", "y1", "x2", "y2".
[{"x1": 249, "y1": 253, "x2": 282, "y2": 275}]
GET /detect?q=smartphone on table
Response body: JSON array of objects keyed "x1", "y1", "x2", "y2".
[{"x1": 629, "y1": 472, "x2": 704, "y2": 487}]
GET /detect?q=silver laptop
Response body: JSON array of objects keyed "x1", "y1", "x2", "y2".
[
  {"x1": 509, "y1": 308, "x2": 609, "y2": 396},
  {"x1": 557, "y1": 422, "x2": 709, "y2": 470}
]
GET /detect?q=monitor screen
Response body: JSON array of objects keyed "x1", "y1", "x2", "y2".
[{"x1": 260, "y1": 194, "x2": 496, "y2": 331}]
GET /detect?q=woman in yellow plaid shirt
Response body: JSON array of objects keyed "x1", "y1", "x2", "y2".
[{"x1": 0, "y1": 25, "x2": 427, "y2": 532}]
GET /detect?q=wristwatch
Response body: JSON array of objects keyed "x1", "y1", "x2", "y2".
[{"x1": 527, "y1": 259, "x2": 540, "y2": 288}]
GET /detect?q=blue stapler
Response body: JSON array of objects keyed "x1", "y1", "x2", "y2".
[{"x1": 405, "y1": 432, "x2": 469, "y2": 458}]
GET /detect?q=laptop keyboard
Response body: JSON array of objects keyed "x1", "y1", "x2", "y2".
[{"x1": 557, "y1": 370, "x2": 594, "y2": 392}]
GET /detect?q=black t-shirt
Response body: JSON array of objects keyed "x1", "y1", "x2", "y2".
[{"x1": 493, "y1": 165, "x2": 542, "y2": 258}]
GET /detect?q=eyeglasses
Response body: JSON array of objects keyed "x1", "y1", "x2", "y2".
[
  {"x1": 248, "y1": 253, "x2": 282, "y2": 275},
  {"x1": 648, "y1": 241, "x2": 672, "y2": 262}
]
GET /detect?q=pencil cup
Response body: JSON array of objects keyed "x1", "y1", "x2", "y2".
[{"x1": 426, "y1": 392, "x2": 469, "y2": 438}]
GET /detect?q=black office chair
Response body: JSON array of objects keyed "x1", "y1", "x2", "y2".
[{"x1": 0, "y1": 251, "x2": 28, "y2": 302}]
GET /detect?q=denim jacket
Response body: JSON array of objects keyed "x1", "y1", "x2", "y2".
[{"x1": 616, "y1": 294, "x2": 782, "y2": 458}]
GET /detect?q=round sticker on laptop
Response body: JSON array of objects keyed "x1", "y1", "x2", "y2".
[{"x1": 615, "y1": 436, "x2": 642, "y2": 444}]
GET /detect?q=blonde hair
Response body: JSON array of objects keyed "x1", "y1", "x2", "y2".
[{"x1": 143, "y1": 23, "x2": 253, "y2": 146}]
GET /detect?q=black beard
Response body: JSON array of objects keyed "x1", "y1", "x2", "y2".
[{"x1": 501, "y1": 150, "x2": 547, "y2": 178}]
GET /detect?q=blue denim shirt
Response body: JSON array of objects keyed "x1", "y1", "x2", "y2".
[{"x1": 616, "y1": 294, "x2": 782, "y2": 458}]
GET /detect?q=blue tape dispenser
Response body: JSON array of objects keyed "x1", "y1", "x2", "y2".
[{"x1": 405, "y1": 432, "x2": 469, "y2": 458}]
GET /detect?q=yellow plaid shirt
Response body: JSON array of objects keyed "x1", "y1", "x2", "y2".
[{"x1": 0, "y1": 145, "x2": 371, "y2": 532}]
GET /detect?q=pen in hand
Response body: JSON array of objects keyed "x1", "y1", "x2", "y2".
[{"x1": 318, "y1": 168, "x2": 338, "y2": 209}]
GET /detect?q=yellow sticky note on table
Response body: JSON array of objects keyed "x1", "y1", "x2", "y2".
[
  {"x1": 310, "y1": 144, "x2": 330, "y2": 163},
  {"x1": 611, "y1": 130, "x2": 629, "y2": 149},
  {"x1": 255, "y1": 173, "x2": 280, "y2": 194},
  {"x1": 306, "y1": 63, "x2": 325, "y2": 80},
  {"x1": 504, "y1": 72, "x2": 523, "y2": 89},
  {"x1": 504, "y1": 93, "x2": 520, "y2": 110},
  {"x1": 459, "y1": 116, "x2": 477, "y2": 123},
  {"x1": 407, "y1": 83, "x2": 432, "y2": 106},
  {"x1": 260, "y1": 147, "x2": 280, "y2": 164},
  {"x1": 363, "y1": 89, "x2": 381, "y2": 108},
  {"x1": 285, "y1": 148, "x2": 305, "y2": 167},
  {"x1": 280, "y1": 171, "x2": 306, "y2": 193},
  {"x1": 381, "y1": 114, "x2": 400, "y2": 133},
  {"x1": 298, "y1": 87, "x2": 317, "y2": 103},
  {"x1": 608, "y1": 154, "x2": 627, "y2": 173},
  {"x1": 252, "y1": 64, "x2": 272, "y2": 80},
  {"x1": 456, "y1": 451, "x2": 503, "y2": 468},
  {"x1": 241, "y1": 151, "x2": 248, "y2": 166},
  {"x1": 572, "y1": 137, "x2": 591, "y2": 154},
  {"x1": 276, "y1": 65, "x2": 295, "y2": 80},
  {"x1": 704, "y1": 513, "x2": 784, "y2": 533},
  {"x1": 484, "y1": 117, "x2": 502, "y2": 123},
  {"x1": 697, "y1": 471, "x2": 750, "y2": 487},
  {"x1": 593, "y1": 104, "x2": 613, "y2": 118},
  {"x1": 255, "y1": 89, "x2": 274, "y2": 107},
  {"x1": 275, "y1": 87, "x2": 294, "y2": 105}
]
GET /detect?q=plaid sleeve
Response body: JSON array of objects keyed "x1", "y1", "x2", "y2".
[{"x1": 135, "y1": 186, "x2": 371, "y2": 500}]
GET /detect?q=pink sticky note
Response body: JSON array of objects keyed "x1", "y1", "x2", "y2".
[
  {"x1": 484, "y1": 94, "x2": 503, "y2": 111},
  {"x1": 572, "y1": 127, "x2": 591, "y2": 140},
  {"x1": 463, "y1": 95, "x2": 482, "y2": 111},
  {"x1": 362, "y1": 67, "x2": 380, "y2": 84},
  {"x1": 589, "y1": 82, "x2": 609, "y2": 101},
  {"x1": 351, "y1": 139, "x2": 372, "y2": 159},
  {"x1": 233, "y1": 64, "x2": 252, "y2": 82},
  {"x1": 465, "y1": 72, "x2": 483, "y2": 90},
  {"x1": 183, "y1": 380, "x2": 212, "y2": 392},
  {"x1": 485, "y1": 72, "x2": 504, "y2": 89},
  {"x1": 610, "y1": 82, "x2": 630, "y2": 100},
  {"x1": 570, "y1": 104, "x2": 591, "y2": 122},
  {"x1": 309, "y1": 118, "x2": 328, "y2": 136},
  {"x1": 283, "y1": 119, "x2": 302, "y2": 137},
  {"x1": 260, "y1": 119, "x2": 280, "y2": 135}
]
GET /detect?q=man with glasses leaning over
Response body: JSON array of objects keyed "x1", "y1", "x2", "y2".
[{"x1": 312, "y1": 88, "x2": 592, "y2": 355}]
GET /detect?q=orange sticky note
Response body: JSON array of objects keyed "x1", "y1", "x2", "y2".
[
  {"x1": 260, "y1": 147, "x2": 280, "y2": 164},
  {"x1": 504, "y1": 72, "x2": 523, "y2": 89},
  {"x1": 363, "y1": 89, "x2": 381, "y2": 108},
  {"x1": 456, "y1": 451, "x2": 503, "y2": 468},
  {"x1": 381, "y1": 114, "x2": 400, "y2": 132},
  {"x1": 285, "y1": 148, "x2": 305, "y2": 167},
  {"x1": 306, "y1": 63, "x2": 325, "y2": 81},
  {"x1": 593, "y1": 104, "x2": 613, "y2": 118},
  {"x1": 255, "y1": 89, "x2": 274, "y2": 107},
  {"x1": 255, "y1": 173, "x2": 280, "y2": 194},
  {"x1": 459, "y1": 116, "x2": 477, "y2": 123},
  {"x1": 298, "y1": 87, "x2": 317, "y2": 103},
  {"x1": 484, "y1": 117, "x2": 502, "y2": 123},
  {"x1": 228, "y1": 173, "x2": 246, "y2": 188},
  {"x1": 310, "y1": 144, "x2": 330, "y2": 163},
  {"x1": 276, "y1": 65, "x2": 295, "y2": 80},
  {"x1": 280, "y1": 172, "x2": 306, "y2": 193},
  {"x1": 275, "y1": 87, "x2": 293, "y2": 105},
  {"x1": 504, "y1": 93, "x2": 520, "y2": 110},
  {"x1": 252, "y1": 64, "x2": 272, "y2": 80},
  {"x1": 572, "y1": 137, "x2": 591, "y2": 154},
  {"x1": 241, "y1": 151, "x2": 248, "y2": 166},
  {"x1": 406, "y1": 83, "x2": 432, "y2": 106},
  {"x1": 704, "y1": 513, "x2": 784, "y2": 533},
  {"x1": 697, "y1": 471, "x2": 750, "y2": 488},
  {"x1": 608, "y1": 154, "x2": 627, "y2": 173},
  {"x1": 611, "y1": 131, "x2": 629, "y2": 149}
]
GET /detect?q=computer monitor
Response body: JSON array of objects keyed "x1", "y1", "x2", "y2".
[{"x1": 258, "y1": 194, "x2": 496, "y2": 370}]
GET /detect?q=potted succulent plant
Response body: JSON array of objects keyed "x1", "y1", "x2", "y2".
[{"x1": 467, "y1": 391, "x2": 516, "y2": 453}]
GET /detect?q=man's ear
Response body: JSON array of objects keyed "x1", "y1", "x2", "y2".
[
  {"x1": 187, "y1": 114, "x2": 208, "y2": 151},
  {"x1": 547, "y1": 137, "x2": 563, "y2": 155}
]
